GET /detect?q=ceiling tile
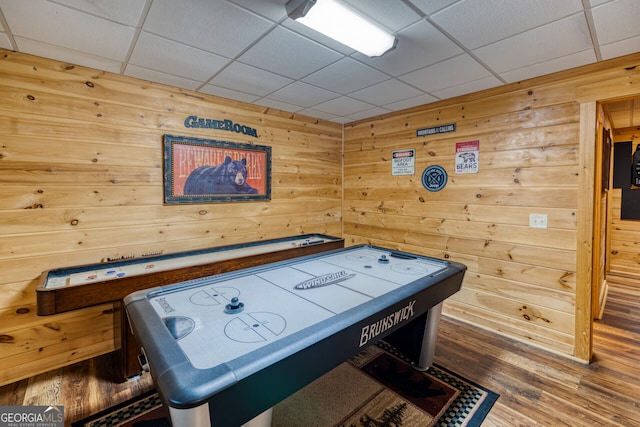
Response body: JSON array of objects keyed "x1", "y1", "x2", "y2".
[
  {"x1": 228, "y1": 0, "x2": 289, "y2": 21},
  {"x1": 142, "y1": 0, "x2": 273, "y2": 58},
  {"x1": 499, "y1": 49, "x2": 595, "y2": 83},
  {"x1": 591, "y1": 0, "x2": 640, "y2": 45},
  {"x1": 350, "y1": 78, "x2": 425, "y2": 105},
  {"x1": 200, "y1": 84, "x2": 262, "y2": 104},
  {"x1": 253, "y1": 97, "x2": 304, "y2": 114},
  {"x1": 407, "y1": 0, "x2": 460, "y2": 15},
  {"x1": 355, "y1": 20, "x2": 463, "y2": 76},
  {"x1": 311, "y1": 96, "x2": 375, "y2": 116},
  {"x1": 0, "y1": 33, "x2": 12, "y2": 50},
  {"x1": 51, "y1": 0, "x2": 148, "y2": 26},
  {"x1": 600, "y1": 35, "x2": 640, "y2": 61},
  {"x1": 346, "y1": 106, "x2": 392, "y2": 121},
  {"x1": 302, "y1": 58, "x2": 388, "y2": 94},
  {"x1": 399, "y1": 54, "x2": 493, "y2": 93},
  {"x1": 124, "y1": 64, "x2": 203, "y2": 90},
  {"x1": 267, "y1": 81, "x2": 339, "y2": 108},
  {"x1": 329, "y1": 117, "x2": 355, "y2": 124},
  {"x1": 296, "y1": 108, "x2": 338, "y2": 121},
  {"x1": 431, "y1": 0, "x2": 583, "y2": 49},
  {"x1": 382, "y1": 93, "x2": 439, "y2": 111},
  {"x1": 0, "y1": 0, "x2": 135, "y2": 60},
  {"x1": 473, "y1": 14, "x2": 593, "y2": 73},
  {"x1": 431, "y1": 75, "x2": 502, "y2": 100},
  {"x1": 13, "y1": 36, "x2": 124, "y2": 72},
  {"x1": 342, "y1": 0, "x2": 422, "y2": 32},
  {"x1": 209, "y1": 61, "x2": 293, "y2": 97},
  {"x1": 129, "y1": 32, "x2": 229, "y2": 82},
  {"x1": 238, "y1": 26, "x2": 343, "y2": 79}
]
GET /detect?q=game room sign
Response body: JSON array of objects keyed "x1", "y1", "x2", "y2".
[{"x1": 184, "y1": 115, "x2": 258, "y2": 138}]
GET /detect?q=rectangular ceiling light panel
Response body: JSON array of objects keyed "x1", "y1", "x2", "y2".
[{"x1": 287, "y1": 0, "x2": 397, "y2": 57}]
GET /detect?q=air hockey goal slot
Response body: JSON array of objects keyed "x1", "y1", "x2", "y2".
[{"x1": 163, "y1": 316, "x2": 196, "y2": 340}]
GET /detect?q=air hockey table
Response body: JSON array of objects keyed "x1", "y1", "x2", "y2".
[{"x1": 124, "y1": 245, "x2": 466, "y2": 427}]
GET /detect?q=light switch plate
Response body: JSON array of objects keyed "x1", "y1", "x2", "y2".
[{"x1": 529, "y1": 213, "x2": 548, "y2": 229}]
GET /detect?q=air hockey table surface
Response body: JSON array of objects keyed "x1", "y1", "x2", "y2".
[{"x1": 124, "y1": 244, "x2": 466, "y2": 427}]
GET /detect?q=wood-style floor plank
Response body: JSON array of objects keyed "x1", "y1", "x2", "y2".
[
  {"x1": 433, "y1": 280, "x2": 640, "y2": 427},
  {"x1": 0, "y1": 352, "x2": 154, "y2": 426},
  {"x1": 0, "y1": 281, "x2": 638, "y2": 426}
]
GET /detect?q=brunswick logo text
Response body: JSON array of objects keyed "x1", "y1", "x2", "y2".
[{"x1": 359, "y1": 300, "x2": 416, "y2": 347}]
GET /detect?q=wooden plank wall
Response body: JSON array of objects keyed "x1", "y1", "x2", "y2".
[
  {"x1": 608, "y1": 127, "x2": 640, "y2": 279},
  {"x1": 344, "y1": 53, "x2": 640, "y2": 359},
  {"x1": 0, "y1": 50, "x2": 343, "y2": 386}
]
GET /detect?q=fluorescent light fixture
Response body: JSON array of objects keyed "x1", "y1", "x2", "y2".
[{"x1": 286, "y1": 0, "x2": 397, "y2": 57}]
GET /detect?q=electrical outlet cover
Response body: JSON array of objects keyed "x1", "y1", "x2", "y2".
[{"x1": 529, "y1": 213, "x2": 548, "y2": 229}]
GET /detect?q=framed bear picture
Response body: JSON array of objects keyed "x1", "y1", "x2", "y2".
[{"x1": 163, "y1": 134, "x2": 271, "y2": 204}]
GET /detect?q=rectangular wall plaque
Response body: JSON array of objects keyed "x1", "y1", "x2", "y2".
[
  {"x1": 416, "y1": 123, "x2": 456, "y2": 137},
  {"x1": 163, "y1": 134, "x2": 271, "y2": 204}
]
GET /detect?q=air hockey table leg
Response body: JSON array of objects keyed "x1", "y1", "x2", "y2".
[
  {"x1": 169, "y1": 404, "x2": 210, "y2": 427},
  {"x1": 413, "y1": 301, "x2": 443, "y2": 371},
  {"x1": 242, "y1": 408, "x2": 273, "y2": 427},
  {"x1": 168, "y1": 404, "x2": 273, "y2": 427}
]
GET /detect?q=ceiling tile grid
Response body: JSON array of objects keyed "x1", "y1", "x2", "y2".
[{"x1": 0, "y1": 0, "x2": 638, "y2": 125}]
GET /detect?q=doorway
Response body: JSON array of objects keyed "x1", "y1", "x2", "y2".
[
  {"x1": 601, "y1": 97, "x2": 640, "y2": 286},
  {"x1": 576, "y1": 93, "x2": 640, "y2": 362},
  {"x1": 593, "y1": 96, "x2": 640, "y2": 336}
]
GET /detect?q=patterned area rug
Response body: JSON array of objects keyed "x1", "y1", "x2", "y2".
[{"x1": 73, "y1": 344, "x2": 498, "y2": 427}]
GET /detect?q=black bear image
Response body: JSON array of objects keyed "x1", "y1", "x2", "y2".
[
  {"x1": 183, "y1": 156, "x2": 258, "y2": 195},
  {"x1": 458, "y1": 152, "x2": 476, "y2": 163}
]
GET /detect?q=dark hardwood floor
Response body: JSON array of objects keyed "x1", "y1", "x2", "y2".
[
  {"x1": 1, "y1": 281, "x2": 639, "y2": 426},
  {"x1": 435, "y1": 279, "x2": 640, "y2": 426}
]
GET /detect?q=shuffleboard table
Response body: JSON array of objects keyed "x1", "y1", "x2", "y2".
[
  {"x1": 124, "y1": 245, "x2": 466, "y2": 426},
  {"x1": 36, "y1": 234, "x2": 344, "y2": 378}
]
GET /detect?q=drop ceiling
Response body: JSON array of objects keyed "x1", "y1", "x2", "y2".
[{"x1": 0, "y1": 0, "x2": 639, "y2": 127}]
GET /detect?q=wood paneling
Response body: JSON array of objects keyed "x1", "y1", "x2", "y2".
[
  {"x1": 0, "y1": 50, "x2": 342, "y2": 386},
  {"x1": 344, "y1": 98, "x2": 583, "y2": 356},
  {"x1": 2, "y1": 47, "x2": 640, "y2": 385},
  {"x1": 344, "y1": 52, "x2": 640, "y2": 361}
]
